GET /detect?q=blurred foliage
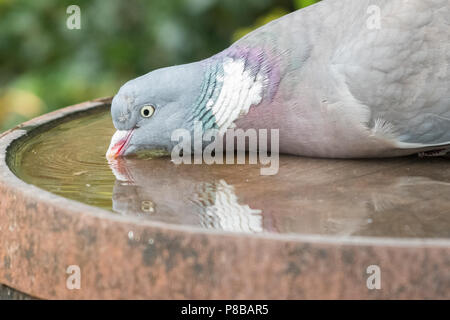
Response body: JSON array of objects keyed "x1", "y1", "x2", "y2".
[{"x1": 0, "y1": 0, "x2": 319, "y2": 131}]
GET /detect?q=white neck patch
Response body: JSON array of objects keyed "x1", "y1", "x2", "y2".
[{"x1": 207, "y1": 57, "x2": 266, "y2": 134}]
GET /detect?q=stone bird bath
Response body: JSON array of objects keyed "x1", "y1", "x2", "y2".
[{"x1": 0, "y1": 98, "x2": 449, "y2": 299}]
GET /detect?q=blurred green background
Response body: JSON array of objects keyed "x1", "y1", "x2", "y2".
[{"x1": 0, "y1": 0, "x2": 319, "y2": 132}]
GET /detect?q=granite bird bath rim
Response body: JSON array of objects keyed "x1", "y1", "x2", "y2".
[{"x1": 0, "y1": 98, "x2": 449, "y2": 299}]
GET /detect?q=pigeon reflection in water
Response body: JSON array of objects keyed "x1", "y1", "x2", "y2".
[
  {"x1": 107, "y1": 157, "x2": 450, "y2": 238},
  {"x1": 109, "y1": 158, "x2": 264, "y2": 234}
]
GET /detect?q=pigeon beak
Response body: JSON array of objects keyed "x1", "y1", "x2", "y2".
[{"x1": 106, "y1": 129, "x2": 135, "y2": 160}]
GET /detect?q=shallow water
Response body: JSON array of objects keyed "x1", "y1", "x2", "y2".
[{"x1": 9, "y1": 108, "x2": 450, "y2": 238}]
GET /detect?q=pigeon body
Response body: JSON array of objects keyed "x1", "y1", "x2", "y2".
[{"x1": 107, "y1": 0, "x2": 449, "y2": 159}]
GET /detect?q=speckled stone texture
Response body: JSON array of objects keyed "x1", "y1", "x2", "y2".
[
  {"x1": 0, "y1": 284, "x2": 34, "y2": 300},
  {"x1": 0, "y1": 99, "x2": 449, "y2": 299}
]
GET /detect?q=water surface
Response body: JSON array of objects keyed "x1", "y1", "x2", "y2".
[{"x1": 10, "y1": 108, "x2": 450, "y2": 238}]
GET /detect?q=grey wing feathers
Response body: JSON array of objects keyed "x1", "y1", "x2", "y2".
[{"x1": 332, "y1": 0, "x2": 450, "y2": 149}]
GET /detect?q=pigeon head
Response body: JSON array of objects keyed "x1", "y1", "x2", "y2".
[
  {"x1": 107, "y1": 46, "x2": 278, "y2": 159},
  {"x1": 106, "y1": 62, "x2": 205, "y2": 159}
]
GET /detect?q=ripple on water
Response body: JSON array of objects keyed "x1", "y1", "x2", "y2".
[{"x1": 13, "y1": 110, "x2": 117, "y2": 210}]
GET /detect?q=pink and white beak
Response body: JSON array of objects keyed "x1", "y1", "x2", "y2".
[{"x1": 106, "y1": 129, "x2": 135, "y2": 160}]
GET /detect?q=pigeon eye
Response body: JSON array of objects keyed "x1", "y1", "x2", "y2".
[{"x1": 140, "y1": 105, "x2": 155, "y2": 118}]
